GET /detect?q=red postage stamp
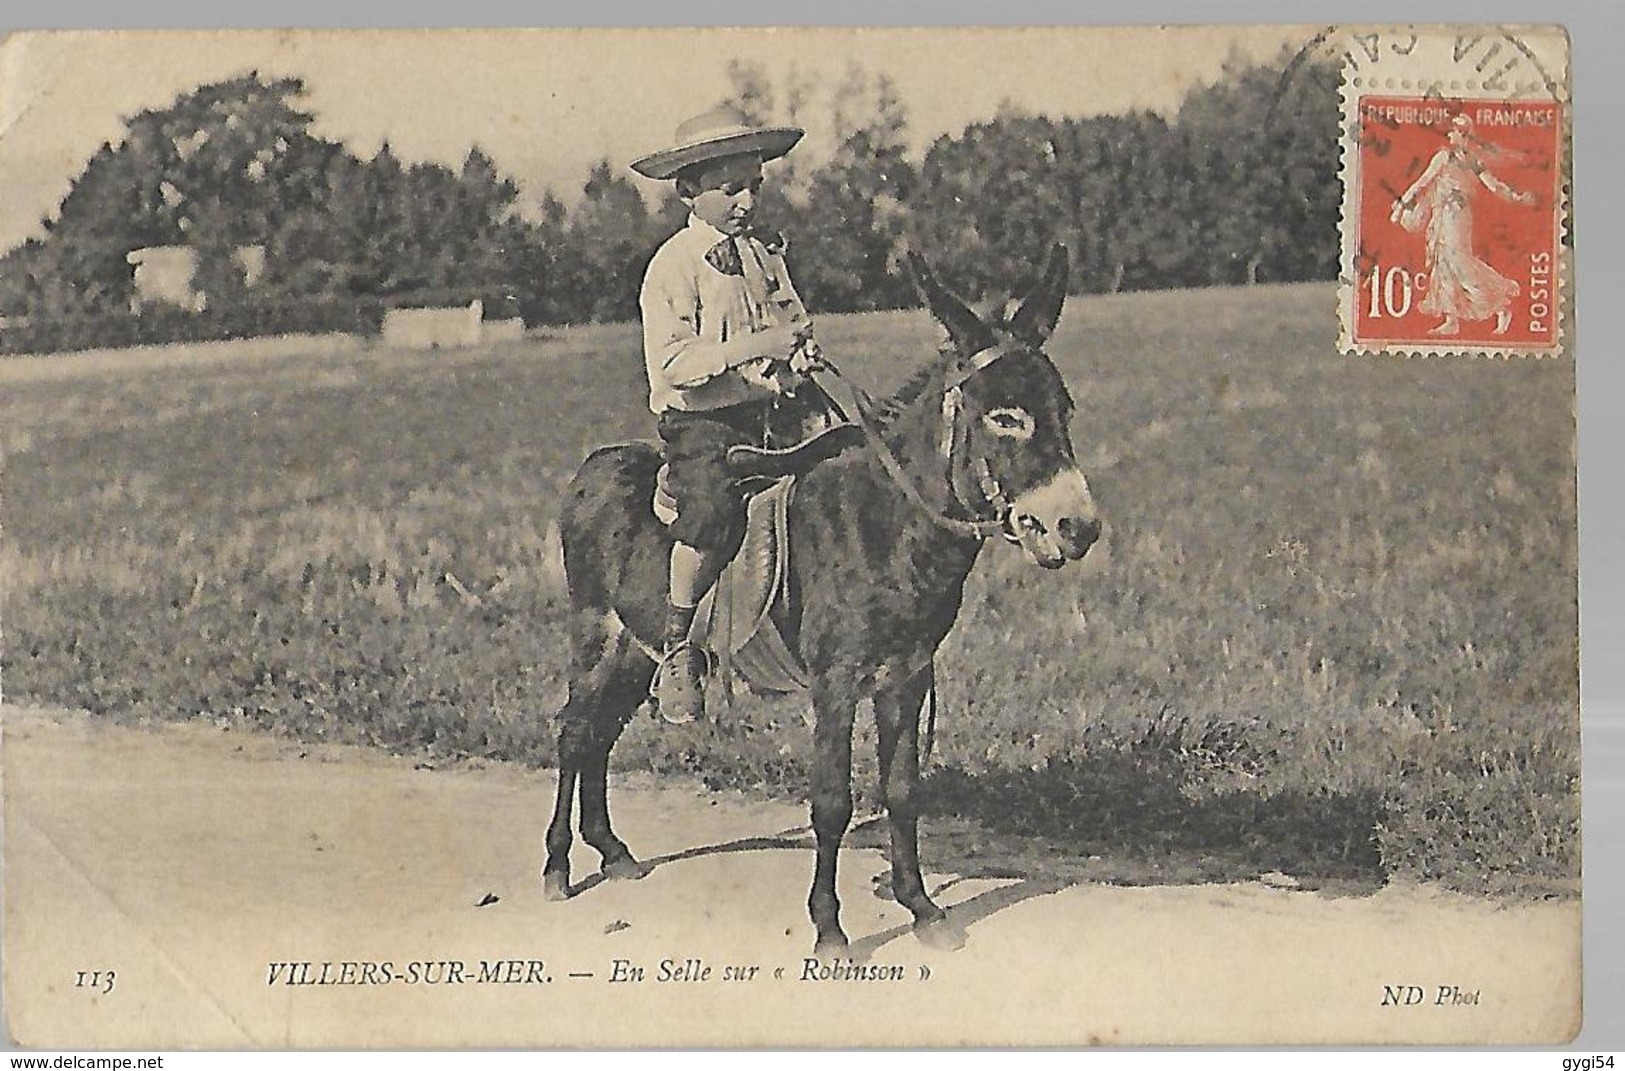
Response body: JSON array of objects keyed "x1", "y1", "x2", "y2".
[{"x1": 1338, "y1": 30, "x2": 1569, "y2": 356}]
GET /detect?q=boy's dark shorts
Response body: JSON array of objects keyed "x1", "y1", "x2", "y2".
[{"x1": 657, "y1": 400, "x2": 773, "y2": 557}]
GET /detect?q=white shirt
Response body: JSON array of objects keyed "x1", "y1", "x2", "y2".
[{"x1": 640, "y1": 214, "x2": 811, "y2": 414}]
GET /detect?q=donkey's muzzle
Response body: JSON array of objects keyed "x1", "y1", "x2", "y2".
[
  {"x1": 1008, "y1": 468, "x2": 1100, "y2": 568},
  {"x1": 1013, "y1": 514, "x2": 1099, "y2": 569}
]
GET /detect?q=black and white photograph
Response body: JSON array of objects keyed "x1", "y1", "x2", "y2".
[{"x1": 0, "y1": 24, "x2": 1584, "y2": 1049}]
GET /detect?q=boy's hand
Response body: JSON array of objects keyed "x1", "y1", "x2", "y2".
[
  {"x1": 736, "y1": 320, "x2": 813, "y2": 367},
  {"x1": 733, "y1": 319, "x2": 821, "y2": 393}
]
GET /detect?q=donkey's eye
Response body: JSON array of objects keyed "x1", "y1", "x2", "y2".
[{"x1": 982, "y1": 407, "x2": 1035, "y2": 440}]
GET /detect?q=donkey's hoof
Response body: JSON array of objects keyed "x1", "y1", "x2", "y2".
[
  {"x1": 602, "y1": 856, "x2": 652, "y2": 882},
  {"x1": 914, "y1": 917, "x2": 968, "y2": 952},
  {"x1": 812, "y1": 932, "x2": 850, "y2": 957},
  {"x1": 541, "y1": 872, "x2": 571, "y2": 902}
]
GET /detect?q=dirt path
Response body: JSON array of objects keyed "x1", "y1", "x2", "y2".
[{"x1": 3, "y1": 705, "x2": 1579, "y2": 1048}]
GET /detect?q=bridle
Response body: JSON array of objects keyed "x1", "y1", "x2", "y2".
[{"x1": 815, "y1": 339, "x2": 1027, "y2": 544}]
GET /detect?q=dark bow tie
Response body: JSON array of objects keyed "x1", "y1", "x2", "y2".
[{"x1": 705, "y1": 238, "x2": 744, "y2": 276}]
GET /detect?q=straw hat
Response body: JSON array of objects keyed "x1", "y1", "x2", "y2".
[{"x1": 630, "y1": 105, "x2": 804, "y2": 180}]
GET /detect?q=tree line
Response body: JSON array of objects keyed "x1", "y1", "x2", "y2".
[{"x1": 0, "y1": 53, "x2": 1340, "y2": 351}]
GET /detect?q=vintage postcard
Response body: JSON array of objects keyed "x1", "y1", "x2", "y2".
[{"x1": 0, "y1": 26, "x2": 1578, "y2": 1049}]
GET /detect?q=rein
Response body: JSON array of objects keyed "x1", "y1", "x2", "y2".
[{"x1": 813, "y1": 351, "x2": 1016, "y2": 544}]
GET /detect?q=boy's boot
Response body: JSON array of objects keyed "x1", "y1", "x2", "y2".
[{"x1": 656, "y1": 602, "x2": 705, "y2": 725}]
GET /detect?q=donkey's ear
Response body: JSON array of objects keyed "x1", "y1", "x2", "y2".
[
  {"x1": 908, "y1": 251, "x2": 995, "y2": 357},
  {"x1": 1008, "y1": 244, "x2": 1070, "y2": 346}
]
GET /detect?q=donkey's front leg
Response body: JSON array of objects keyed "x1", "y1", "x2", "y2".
[
  {"x1": 875, "y1": 666, "x2": 965, "y2": 950},
  {"x1": 807, "y1": 684, "x2": 857, "y2": 954}
]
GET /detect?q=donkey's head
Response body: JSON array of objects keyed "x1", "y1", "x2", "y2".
[{"x1": 909, "y1": 246, "x2": 1100, "y2": 568}]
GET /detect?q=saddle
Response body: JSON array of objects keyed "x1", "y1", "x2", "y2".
[{"x1": 652, "y1": 422, "x2": 863, "y2": 696}]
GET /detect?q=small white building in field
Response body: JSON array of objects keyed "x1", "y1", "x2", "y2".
[
  {"x1": 379, "y1": 302, "x2": 527, "y2": 349},
  {"x1": 381, "y1": 301, "x2": 484, "y2": 349}
]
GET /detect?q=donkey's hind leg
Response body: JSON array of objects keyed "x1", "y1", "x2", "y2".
[
  {"x1": 577, "y1": 642, "x2": 657, "y2": 881},
  {"x1": 542, "y1": 614, "x2": 633, "y2": 901},
  {"x1": 542, "y1": 740, "x2": 579, "y2": 901}
]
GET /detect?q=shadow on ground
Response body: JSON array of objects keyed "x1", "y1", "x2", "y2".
[
  {"x1": 898, "y1": 752, "x2": 1387, "y2": 896},
  {"x1": 564, "y1": 825, "x2": 816, "y2": 899}
]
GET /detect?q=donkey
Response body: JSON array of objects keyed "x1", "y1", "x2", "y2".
[{"x1": 543, "y1": 245, "x2": 1100, "y2": 952}]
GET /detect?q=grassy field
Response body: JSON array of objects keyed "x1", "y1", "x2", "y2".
[{"x1": 1, "y1": 284, "x2": 1579, "y2": 896}]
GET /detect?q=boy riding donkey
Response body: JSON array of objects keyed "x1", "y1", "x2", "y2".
[{"x1": 631, "y1": 106, "x2": 854, "y2": 725}]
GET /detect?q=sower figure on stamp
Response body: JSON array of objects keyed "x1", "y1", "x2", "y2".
[
  {"x1": 1389, "y1": 113, "x2": 1538, "y2": 337},
  {"x1": 631, "y1": 106, "x2": 841, "y2": 725}
]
